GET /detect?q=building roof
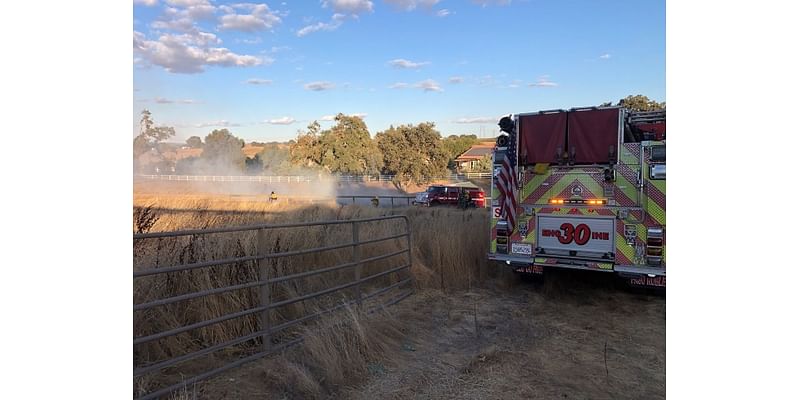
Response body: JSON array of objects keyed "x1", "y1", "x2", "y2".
[{"x1": 455, "y1": 143, "x2": 494, "y2": 161}]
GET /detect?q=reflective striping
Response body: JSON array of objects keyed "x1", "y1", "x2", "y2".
[{"x1": 646, "y1": 180, "x2": 667, "y2": 211}]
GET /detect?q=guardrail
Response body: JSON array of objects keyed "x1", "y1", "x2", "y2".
[
  {"x1": 135, "y1": 172, "x2": 492, "y2": 183},
  {"x1": 133, "y1": 215, "x2": 413, "y2": 399}
]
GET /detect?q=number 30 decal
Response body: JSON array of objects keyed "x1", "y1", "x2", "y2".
[{"x1": 558, "y1": 223, "x2": 591, "y2": 245}]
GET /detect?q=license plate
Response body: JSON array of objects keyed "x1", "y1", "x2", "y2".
[{"x1": 511, "y1": 242, "x2": 532, "y2": 255}]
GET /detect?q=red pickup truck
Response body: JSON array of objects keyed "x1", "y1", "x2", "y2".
[{"x1": 413, "y1": 185, "x2": 486, "y2": 208}]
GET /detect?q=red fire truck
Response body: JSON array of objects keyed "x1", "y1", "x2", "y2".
[{"x1": 488, "y1": 106, "x2": 665, "y2": 288}]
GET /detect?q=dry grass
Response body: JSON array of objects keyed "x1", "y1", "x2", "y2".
[{"x1": 133, "y1": 195, "x2": 491, "y2": 397}]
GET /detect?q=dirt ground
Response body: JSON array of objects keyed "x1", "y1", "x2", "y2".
[{"x1": 199, "y1": 271, "x2": 665, "y2": 400}]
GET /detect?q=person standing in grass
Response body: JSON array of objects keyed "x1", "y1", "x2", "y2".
[
  {"x1": 269, "y1": 191, "x2": 278, "y2": 202},
  {"x1": 458, "y1": 187, "x2": 469, "y2": 210}
]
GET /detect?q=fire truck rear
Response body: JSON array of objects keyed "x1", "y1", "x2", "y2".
[{"x1": 488, "y1": 106, "x2": 666, "y2": 288}]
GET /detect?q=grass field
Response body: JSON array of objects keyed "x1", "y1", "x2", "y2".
[{"x1": 133, "y1": 190, "x2": 664, "y2": 399}]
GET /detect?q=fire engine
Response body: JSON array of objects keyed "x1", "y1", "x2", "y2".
[{"x1": 488, "y1": 106, "x2": 666, "y2": 288}]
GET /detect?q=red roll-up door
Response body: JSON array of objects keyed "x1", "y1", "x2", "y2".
[
  {"x1": 567, "y1": 108, "x2": 620, "y2": 164},
  {"x1": 519, "y1": 112, "x2": 567, "y2": 165}
]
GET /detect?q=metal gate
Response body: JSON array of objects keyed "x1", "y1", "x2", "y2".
[{"x1": 133, "y1": 215, "x2": 413, "y2": 399}]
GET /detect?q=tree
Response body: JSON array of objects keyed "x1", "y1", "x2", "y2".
[
  {"x1": 186, "y1": 136, "x2": 203, "y2": 148},
  {"x1": 202, "y1": 129, "x2": 245, "y2": 172},
  {"x1": 134, "y1": 110, "x2": 175, "y2": 172},
  {"x1": 470, "y1": 154, "x2": 493, "y2": 172},
  {"x1": 289, "y1": 121, "x2": 323, "y2": 168},
  {"x1": 442, "y1": 134, "x2": 480, "y2": 169},
  {"x1": 259, "y1": 145, "x2": 295, "y2": 174},
  {"x1": 245, "y1": 154, "x2": 264, "y2": 174},
  {"x1": 602, "y1": 95, "x2": 665, "y2": 111},
  {"x1": 139, "y1": 109, "x2": 175, "y2": 143},
  {"x1": 375, "y1": 122, "x2": 449, "y2": 185},
  {"x1": 290, "y1": 114, "x2": 382, "y2": 175}
]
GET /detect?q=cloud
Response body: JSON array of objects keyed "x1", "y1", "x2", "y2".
[
  {"x1": 165, "y1": 0, "x2": 209, "y2": 6},
  {"x1": 448, "y1": 76, "x2": 463, "y2": 84},
  {"x1": 383, "y1": 0, "x2": 440, "y2": 11},
  {"x1": 600, "y1": 53, "x2": 611, "y2": 59},
  {"x1": 195, "y1": 120, "x2": 241, "y2": 128},
  {"x1": 134, "y1": 0, "x2": 158, "y2": 6},
  {"x1": 134, "y1": 30, "x2": 264, "y2": 73},
  {"x1": 218, "y1": 3, "x2": 282, "y2": 32},
  {"x1": 297, "y1": 13, "x2": 347, "y2": 37},
  {"x1": 152, "y1": 97, "x2": 200, "y2": 104},
  {"x1": 245, "y1": 78, "x2": 273, "y2": 85},
  {"x1": 267, "y1": 116, "x2": 296, "y2": 125},
  {"x1": 506, "y1": 79, "x2": 523, "y2": 88},
  {"x1": 528, "y1": 75, "x2": 558, "y2": 87},
  {"x1": 388, "y1": 58, "x2": 430, "y2": 69},
  {"x1": 436, "y1": 9, "x2": 451, "y2": 17},
  {"x1": 323, "y1": 0, "x2": 374, "y2": 15},
  {"x1": 414, "y1": 79, "x2": 442, "y2": 92},
  {"x1": 472, "y1": 0, "x2": 511, "y2": 6},
  {"x1": 304, "y1": 81, "x2": 336, "y2": 91},
  {"x1": 454, "y1": 117, "x2": 496, "y2": 123},
  {"x1": 389, "y1": 82, "x2": 409, "y2": 89},
  {"x1": 152, "y1": 1, "x2": 216, "y2": 33}
]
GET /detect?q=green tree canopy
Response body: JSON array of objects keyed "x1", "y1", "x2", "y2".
[
  {"x1": 375, "y1": 122, "x2": 449, "y2": 185},
  {"x1": 601, "y1": 95, "x2": 665, "y2": 111},
  {"x1": 441, "y1": 134, "x2": 480, "y2": 169},
  {"x1": 138, "y1": 109, "x2": 175, "y2": 143},
  {"x1": 202, "y1": 129, "x2": 245, "y2": 171},
  {"x1": 290, "y1": 114, "x2": 382, "y2": 175},
  {"x1": 134, "y1": 110, "x2": 175, "y2": 172},
  {"x1": 185, "y1": 136, "x2": 203, "y2": 148}
]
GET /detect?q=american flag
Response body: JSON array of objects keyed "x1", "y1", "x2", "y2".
[{"x1": 497, "y1": 130, "x2": 518, "y2": 233}]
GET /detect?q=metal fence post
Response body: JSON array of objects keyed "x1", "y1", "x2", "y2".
[
  {"x1": 256, "y1": 228, "x2": 272, "y2": 351},
  {"x1": 352, "y1": 222, "x2": 362, "y2": 306}
]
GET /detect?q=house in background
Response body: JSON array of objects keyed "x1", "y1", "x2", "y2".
[{"x1": 454, "y1": 142, "x2": 495, "y2": 172}]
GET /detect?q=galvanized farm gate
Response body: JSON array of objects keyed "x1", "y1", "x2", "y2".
[{"x1": 133, "y1": 215, "x2": 413, "y2": 399}]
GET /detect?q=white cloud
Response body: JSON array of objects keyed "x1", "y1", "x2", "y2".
[
  {"x1": 166, "y1": 0, "x2": 208, "y2": 6},
  {"x1": 195, "y1": 120, "x2": 241, "y2": 128},
  {"x1": 448, "y1": 76, "x2": 463, "y2": 83},
  {"x1": 153, "y1": 97, "x2": 200, "y2": 104},
  {"x1": 304, "y1": 81, "x2": 336, "y2": 91},
  {"x1": 267, "y1": 116, "x2": 296, "y2": 125},
  {"x1": 134, "y1": 0, "x2": 159, "y2": 6},
  {"x1": 528, "y1": 75, "x2": 558, "y2": 87},
  {"x1": 389, "y1": 82, "x2": 409, "y2": 89},
  {"x1": 134, "y1": 31, "x2": 264, "y2": 73},
  {"x1": 388, "y1": 58, "x2": 430, "y2": 69},
  {"x1": 506, "y1": 79, "x2": 523, "y2": 88},
  {"x1": 245, "y1": 78, "x2": 272, "y2": 85},
  {"x1": 323, "y1": 0, "x2": 374, "y2": 15},
  {"x1": 384, "y1": 0, "x2": 440, "y2": 11},
  {"x1": 297, "y1": 13, "x2": 347, "y2": 36},
  {"x1": 472, "y1": 0, "x2": 511, "y2": 6},
  {"x1": 219, "y1": 4, "x2": 282, "y2": 32},
  {"x1": 152, "y1": 2, "x2": 216, "y2": 32},
  {"x1": 600, "y1": 53, "x2": 611, "y2": 59},
  {"x1": 436, "y1": 9, "x2": 451, "y2": 17},
  {"x1": 454, "y1": 117, "x2": 495, "y2": 124},
  {"x1": 414, "y1": 79, "x2": 442, "y2": 92}
]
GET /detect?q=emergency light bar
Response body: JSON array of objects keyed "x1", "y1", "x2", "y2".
[{"x1": 548, "y1": 199, "x2": 607, "y2": 205}]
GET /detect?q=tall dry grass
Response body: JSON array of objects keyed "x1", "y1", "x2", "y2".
[{"x1": 133, "y1": 196, "x2": 492, "y2": 397}]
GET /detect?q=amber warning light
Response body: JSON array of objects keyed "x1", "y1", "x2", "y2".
[{"x1": 549, "y1": 198, "x2": 607, "y2": 205}]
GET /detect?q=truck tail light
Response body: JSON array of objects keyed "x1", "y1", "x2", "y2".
[{"x1": 646, "y1": 227, "x2": 664, "y2": 265}]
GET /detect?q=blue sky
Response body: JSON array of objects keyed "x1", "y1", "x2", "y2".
[{"x1": 133, "y1": 0, "x2": 665, "y2": 143}]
